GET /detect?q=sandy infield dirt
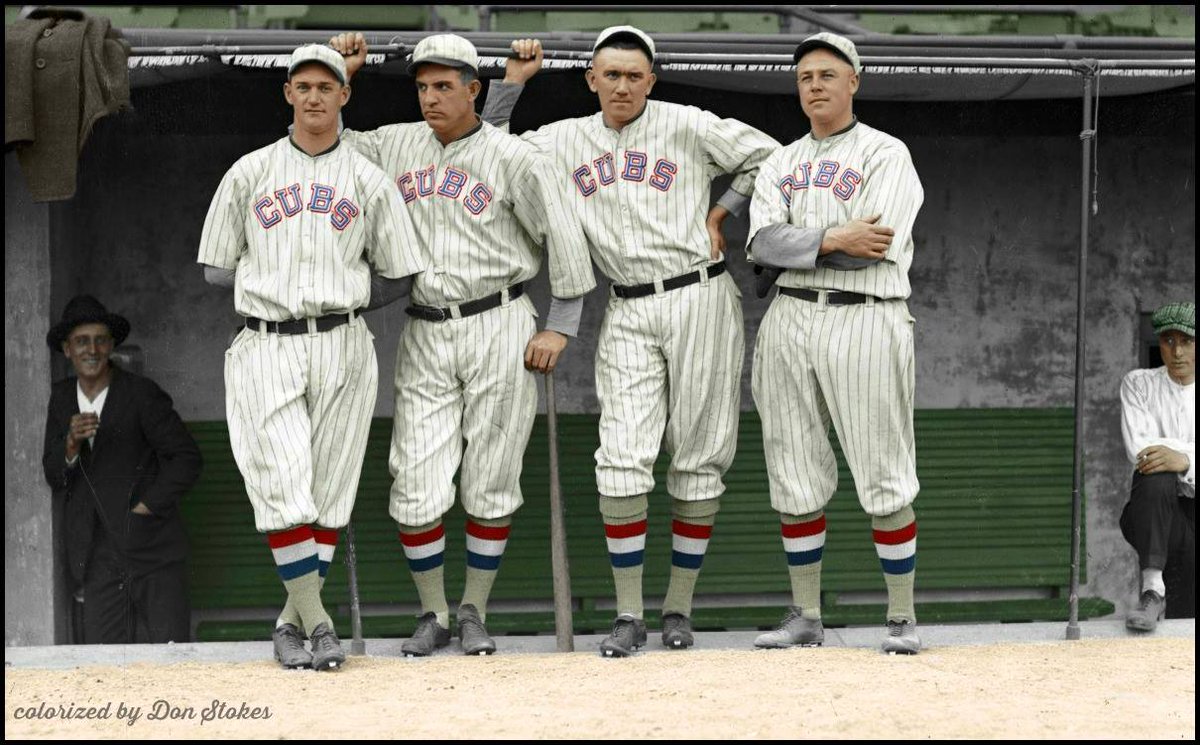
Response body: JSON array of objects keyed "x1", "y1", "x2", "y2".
[{"x1": 5, "y1": 637, "x2": 1194, "y2": 739}]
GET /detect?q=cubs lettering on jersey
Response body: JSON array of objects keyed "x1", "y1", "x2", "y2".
[
  {"x1": 749, "y1": 122, "x2": 923, "y2": 300},
  {"x1": 512, "y1": 100, "x2": 780, "y2": 287},
  {"x1": 198, "y1": 135, "x2": 425, "y2": 534}
]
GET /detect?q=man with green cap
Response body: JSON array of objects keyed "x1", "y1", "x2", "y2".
[{"x1": 1119, "y1": 301, "x2": 1195, "y2": 631}]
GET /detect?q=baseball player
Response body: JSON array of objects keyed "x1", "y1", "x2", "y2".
[
  {"x1": 482, "y1": 27, "x2": 780, "y2": 656},
  {"x1": 198, "y1": 44, "x2": 425, "y2": 670},
  {"x1": 746, "y1": 33, "x2": 925, "y2": 654},
  {"x1": 328, "y1": 33, "x2": 595, "y2": 656}
]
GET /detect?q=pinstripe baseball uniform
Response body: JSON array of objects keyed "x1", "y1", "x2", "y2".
[
  {"x1": 512, "y1": 101, "x2": 779, "y2": 501},
  {"x1": 749, "y1": 121, "x2": 924, "y2": 517},
  {"x1": 199, "y1": 136, "x2": 424, "y2": 532},
  {"x1": 342, "y1": 121, "x2": 594, "y2": 525}
]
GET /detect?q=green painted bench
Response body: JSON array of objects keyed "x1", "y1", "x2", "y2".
[{"x1": 183, "y1": 408, "x2": 1113, "y2": 641}]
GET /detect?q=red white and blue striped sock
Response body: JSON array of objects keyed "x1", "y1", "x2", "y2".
[
  {"x1": 276, "y1": 527, "x2": 339, "y2": 631},
  {"x1": 400, "y1": 520, "x2": 449, "y2": 626},
  {"x1": 313, "y1": 527, "x2": 339, "y2": 580},
  {"x1": 782, "y1": 511, "x2": 825, "y2": 619},
  {"x1": 605, "y1": 515, "x2": 647, "y2": 620},
  {"x1": 462, "y1": 517, "x2": 512, "y2": 620},
  {"x1": 873, "y1": 506, "x2": 917, "y2": 623},
  {"x1": 662, "y1": 498, "x2": 720, "y2": 617},
  {"x1": 267, "y1": 525, "x2": 331, "y2": 633}
]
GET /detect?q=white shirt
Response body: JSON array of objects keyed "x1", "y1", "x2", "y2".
[
  {"x1": 66, "y1": 382, "x2": 109, "y2": 464},
  {"x1": 1120, "y1": 366, "x2": 1195, "y2": 497}
]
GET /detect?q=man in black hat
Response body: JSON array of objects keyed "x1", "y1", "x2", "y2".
[{"x1": 42, "y1": 295, "x2": 202, "y2": 644}]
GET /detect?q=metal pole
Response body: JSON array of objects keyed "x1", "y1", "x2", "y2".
[
  {"x1": 545, "y1": 373, "x2": 575, "y2": 652},
  {"x1": 1066, "y1": 60, "x2": 1097, "y2": 642},
  {"x1": 344, "y1": 522, "x2": 366, "y2": 655}
]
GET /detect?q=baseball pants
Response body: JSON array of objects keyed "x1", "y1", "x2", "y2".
[
  {"x1": 753, "y1": 293, "x2": 918, "y2": 516},
  {"x1": 595, "y1": 271, "x2": 744, "y2": 502},
  {"x1": 224, "y1": 318, "x2": 378, "y2": 532},
  {"x1": 389, "y1": 297, "x2": 538, "y2": 525}
]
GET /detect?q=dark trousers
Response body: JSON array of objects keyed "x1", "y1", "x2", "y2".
[
  {"x1": 82, "y1": 536, "x2": 191, "y2": 644},
  {"x1": 1119, "y1": 471, "x2": 1196, "y2": 619}
]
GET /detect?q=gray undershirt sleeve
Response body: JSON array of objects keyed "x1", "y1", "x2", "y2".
[
  {"x1": 716, "y1": 188, "x2": 751, "y2": 219},
  {"x1": 545, "y1": 295, "x2": 584, "y2": 337},
  {"x1": 751, "y1": 225, "x2": 882, "y2": 271},
  {"x1": 203, "y1": 265, "x2": 236, "y2": 288},
  {"x1": 750, "y1": 224, "x2": 825, "y2": 270},
  {"x1": 481, "y1": 81, "x2": 523, "y2": 128},
  {"x1": 365, "y1": 274, "x2": 413, "y2": 311}
]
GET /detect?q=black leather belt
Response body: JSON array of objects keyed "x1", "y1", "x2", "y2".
[
  {"x1": 245, "y1": 312, "x2": 353, "y2": 334},
  {"x1": 778, "y1": 287, "x2": 878, "y2": 306},
  {"x1": 406, "y1": 283, "x2": 524, "y2": 322},
  {"x1": 611, "y1": 262, "x2": 726, "y2": 299}
]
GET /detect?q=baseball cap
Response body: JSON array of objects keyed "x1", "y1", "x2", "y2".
[
  {"x1": 593, "y1": 25, "x2": 655, "y2": 64},
  {"x1": 793, "y1": 32, "x2": 862, "y2": 74},
  {"x1": 287, "y1": 44, "x2": 347, "y2": 84},
  {"x1": 1152, "y1": 302, "x2": 1195, "y2": 337},
  {"x1": 409, "y1": 34, "x2": 480, "y2": 74}
]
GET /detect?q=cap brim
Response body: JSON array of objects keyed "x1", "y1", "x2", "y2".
[
  {"x1": 408, "y1": 56, "x2": 476, "y2": 73},
  {"x1": 1155, "y1": 323, "x2": 1196, "y2": 337},
  {"x1": 793, "y1": 40, "x2": 855, "y2": 69}
]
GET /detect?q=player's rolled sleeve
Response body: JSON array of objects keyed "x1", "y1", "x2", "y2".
[
  {"x1": 197, "y1": 166, "x2": 249, "y2": 270},
  {"x1": 513, "y1": 157, "x2": 596, "y2": 299},
  {"x1": 699, "y1": 111, "x2": 780, "y2": 195},
  {"x1": 855, "y1": 147, "x2": 924, "y2": 264},
  {"x1": 361, "y1": 173, "x2": 425, "y2": 279},
  {"x1": 746, "y1": 152, "x2": 791, "y2": 258},
  {"x1": 481, "y1": 81, "x2": 523, "y2": 131}
]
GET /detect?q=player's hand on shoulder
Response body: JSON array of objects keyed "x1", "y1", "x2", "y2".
[
  {"x1": 505, "y1": 38, "x2": 544, "y2": 85},
  {"x1": 330, "y1": 32, "x2": 368, "y2": 79},
  {"x1": 524, "y1": 329, "x2": 568, "y2": 374},
  {"x1": 825, "y1": 213, "x2": 894, "y2": 260}
]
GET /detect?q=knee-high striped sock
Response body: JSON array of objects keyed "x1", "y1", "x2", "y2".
[
  {"x1": 268, "y1": 525, "x2": 333, "y2": 633},
  {"x1": 400, "y1": 520, "x2": 449, "y2": 628},
  {"x1": 600, "y1": 495, "x2": 649, "y2": 620},
  {"x1": 782, "y1": 510, "x2": 825, "y2": 620},
  {"x1": 873, "y1": 505, "x2": 917, "y2": 623},
  {"x1": 276, "y1": 527, "x2": 339, "y2": 632},
  {"x1": 662, "y1": 498, "x2": 719, "y2": 617},
  {"x1": 461, "y1": 516, "x2": 512, "y2": 621}
]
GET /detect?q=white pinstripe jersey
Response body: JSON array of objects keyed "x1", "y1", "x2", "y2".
[
  {"x1": 749, "y1": 122, "x2": 924, "y2": 299},
  {"x1": 198, "y1": 137, "x2": 424, "y2": 321},
  {"x1": 515, "y1": 100, "x2": 780, "y2": 286},
  {"x1": 342, "y1": 121, "x2": 595, "y2": 307}
]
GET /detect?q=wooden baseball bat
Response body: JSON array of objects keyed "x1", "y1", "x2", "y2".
[
  {"x1": 344, "y1": 522, "x2": 366, "y2": 655},
  {"x1": 545, "y1": 372, "x2": 575, "y2": 652}
]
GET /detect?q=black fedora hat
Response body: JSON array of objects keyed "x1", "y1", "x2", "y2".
[{"x1": 46, "y1": 295, "x2": 131, "y2": 351}]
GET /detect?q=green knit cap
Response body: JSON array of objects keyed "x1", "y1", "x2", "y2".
[{"x1": 1152, "y1": 302, "x2": 1195, "y2": 337}]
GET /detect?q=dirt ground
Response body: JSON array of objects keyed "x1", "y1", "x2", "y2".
[{"x1": 4, "y1": 637, "x2": 1194, "y2": 740}]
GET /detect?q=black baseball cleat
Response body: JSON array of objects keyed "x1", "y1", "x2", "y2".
[
  {"x1": 599, "y1": 614, "x2": 647, "y2": 658},
  {"x1": 309, "y1": 623, "x2": 346, "y2": 670},
  {"x1": 661, "y1": 613, "x2": 695, "y2": 649}
]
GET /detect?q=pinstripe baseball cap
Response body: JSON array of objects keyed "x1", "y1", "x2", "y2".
[
  {"x1": 593, "y1": 25, "x2": 655, "y2": 64},
  {"x1": 288, "y1": 44, "x2": 347, "y2": 84},
  {"x1": 409, "y1": 34, "x2": 480, "y2": 74},
  {"x1": 794, "y1": 32, "x2": 862, "y2": 74},
  {"x1": 1152, "y1": 302, "x2": 1195, "y2": 337}
]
